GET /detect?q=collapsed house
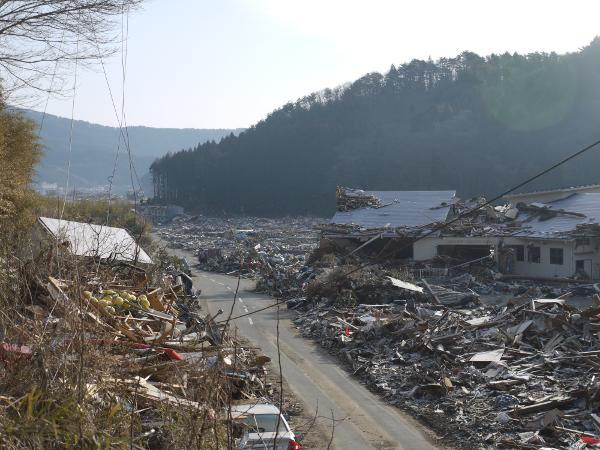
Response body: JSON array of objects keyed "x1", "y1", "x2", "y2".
[
  {"x1": 32, "y1": 216, "x2": 153, "y2": 264},
  {"x1": 324, "y1": 187, "x2": 600, "y2": 280},
  {"x1": 321, "y1": 188, "x2": 457, "y2": 259}
]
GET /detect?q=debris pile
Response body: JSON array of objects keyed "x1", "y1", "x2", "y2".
[
  {"x1": 156, "y1": 215, "x2": 320, "y2": 279},
  {"x1": 336, "y1": 186, "x2": 382, "y2": 211},
  {"x1": 0, "y1": 248, "x2": 275, "y2": 447},
  {"x1": 292, "y1": 282, "x2": 600, "y2": 449}
]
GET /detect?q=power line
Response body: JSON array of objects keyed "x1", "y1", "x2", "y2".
[
  {"x1": 216, "y1": 297, "x2": 288, "y2": 324},
  {"x1": 89, "y1": 8, "x2": 137, "y2": 225},
  {"x1": 337, "y1": 136, "x2": 600, "y2": 279},
  {"x1": 59, "y1": 32, "x2": 80, "y2": 221},
  {"x1": 104, "y1": 9, "x2": 129, "y2": 225},
  {"x1": 217, "y1": 135, "x2": 600, "y2": 323},
  {"x1": 38, "y1": 59, "x2": 60, "y2": 133},
  {"x1": 119, "y1": 6, "x2": 145, "y2": 211}
]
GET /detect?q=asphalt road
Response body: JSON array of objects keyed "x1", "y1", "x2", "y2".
[
  {"x1": 163, "y1": 243, "x2": 439, "y2": 449},
  {"x1": 192, "y1": 268, "x2": 442, "y2": 450}
]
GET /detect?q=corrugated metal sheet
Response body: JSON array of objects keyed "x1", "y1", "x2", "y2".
[
  {"x1": 39, "y1": 217, "x2": 152, "y2": 264},
  {"x1": 516, "y1": 193, "x2": 600, "y2": 238},
  {"x1": 331, "y1": 190, "x2": 455, "y2": 229}
]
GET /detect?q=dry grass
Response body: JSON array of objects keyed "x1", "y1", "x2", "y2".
[
  {"x1": 0, "y1": 246, "x2": 241, "y2": 449},
  {"x1": 0, "y1": 199, "x2": 258, "y2": 449}
]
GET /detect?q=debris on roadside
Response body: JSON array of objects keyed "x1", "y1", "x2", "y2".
[
  {"x1": 291, "y1": 276, "x2": 600, "y2": 449},
  {"x1": 155, "y1": 215, "x2": 321, "y2": 291},
  {"x1": 153, "y1": 205, "x2": 600, "y2": 448},
  {"x1": 336, "y1": 186, "x2": 382, "y2": 211},
  {"x1": 0, "y1": 223, "x2": 282, "y2": 448}
]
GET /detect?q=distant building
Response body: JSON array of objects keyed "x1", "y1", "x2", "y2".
[
  {"x1": 139, "y1": 204, "x2": 184, "y2": 224},
  {"x1": 416, "y1": 192, "x2": 600, "y2": 279},
  {"x1": 32, "y1": 216, "x2": 152, "y2": 264}
]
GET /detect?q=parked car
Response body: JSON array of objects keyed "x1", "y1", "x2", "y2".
[{"x1": 230, "y1": 402, "x2": 302, "y2": 450}]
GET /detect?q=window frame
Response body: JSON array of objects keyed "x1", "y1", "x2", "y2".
[
  {"x1": 508, "y1": 245, "x2": 524, "y2": 262},
  {"x1": 549, "y1": 247, "x2": 564, "y2": 265},
  {"x1": 527, "y1": 245, "x2": 541, "y2": 263}
]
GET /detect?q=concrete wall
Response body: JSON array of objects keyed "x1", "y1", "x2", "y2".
[
  {"x1": 413, "y1": 235, "x2": 600, "y2": 279},
  {"x1": 501, "y1": 237, "x2": 575, "y2": 278},
  {"x1": 413, "y1": 236, "x2": 498, "y2": 261}
]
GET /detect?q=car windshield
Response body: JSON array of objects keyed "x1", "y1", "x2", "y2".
[{"x1": 242, "y1": 414, "x2": 288, "y2": 433}]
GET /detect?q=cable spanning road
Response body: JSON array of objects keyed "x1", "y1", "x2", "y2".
[
  {"x1": 197, "y1": 271, "x2": 440, "y2": 450},
  {"x1": 166, "y1": 245, "x2": 440, "y2": 449}
]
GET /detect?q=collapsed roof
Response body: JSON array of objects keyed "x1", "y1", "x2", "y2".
[
  {"x1": 331, "y1": 188, "x2": 456, "y2": 230},
  {"x1": 38, "y1": 217, "x2": 152, "y2": 264},
  {"x1": 327, "y1": 187, "x2": 600, "y2": 241},
  {"x1": 515, "y1": 192, "x2": 600, "y2": 238}
]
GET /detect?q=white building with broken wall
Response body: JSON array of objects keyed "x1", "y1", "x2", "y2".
[
  {"x1": 415, "y1": 191, "x2": 600, "y2": 279},
  {"x1": 325, "y1": 187, "x2": 600, "y2": 281}
]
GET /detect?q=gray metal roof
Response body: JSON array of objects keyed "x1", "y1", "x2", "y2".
[
  {"x1": 515, "y1": 193, "x2": 600, "y2": 238},
  {"x1": 39, "y1": 217, "x2": 152, "y2": 264},
  {"x1": 504, "y1": 183, "x2": 600, "y2": 199},
  {"x1": 330, "y1": 190, "x2": 456, "y2": 229}
]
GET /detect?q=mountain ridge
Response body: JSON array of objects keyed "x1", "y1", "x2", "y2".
[{"x1": 20, "y1": 108, "x2": 243, "y2": 193}]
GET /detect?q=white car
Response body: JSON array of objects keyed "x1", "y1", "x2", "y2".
[{"x1": 230, "y1": 402, "x2": 302, "y2": 450}]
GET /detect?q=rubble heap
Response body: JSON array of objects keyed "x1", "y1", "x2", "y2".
[
  {"x1": 0, "y1": 250, "x2": 275, "y2": 447},
  {"x1": 292, "y1": 291, "x2": 600, "y2": 449},
  {"x1": 336, "y1": 186, "x2": 382, "y2": 211},
  {"x1": 156, "y1": 215, "x2": 320, "y2": 280}
]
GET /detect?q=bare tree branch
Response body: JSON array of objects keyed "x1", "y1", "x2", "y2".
[{"x1": 0, "y1": 0, "x2": 143, "y2": 98}]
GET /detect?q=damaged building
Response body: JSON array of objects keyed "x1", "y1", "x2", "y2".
[
  {"x1": 32, "y1": 216, "x2": 153, "y2": 264},
  {"x1": 321, "y1": 187, "x2": 456, "y2": 259},
  {"x1": 324, "y1": 186, "x2": 600, "y2": 280}
]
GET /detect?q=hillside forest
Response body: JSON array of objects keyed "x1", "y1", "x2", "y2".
[{"x1": 150, "y1": 39, "x2": 600, "y2": 216}]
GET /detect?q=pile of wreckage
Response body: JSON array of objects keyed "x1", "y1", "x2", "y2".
[
  {"x1": 289, "y1": 268, "x2": 600, "y2": 449},
  {"x1": 156, "y1": 215, "x2": 320, "y2": 289},
  {"x1": 336, "y1": 186, "x2": 382, "y2": 211},
  {"x1": 0, "y1": 218, "x2": 279, "y2": 447},
  {"x1": 258, "y1": 185, "x2": 600, "y2": 448}
]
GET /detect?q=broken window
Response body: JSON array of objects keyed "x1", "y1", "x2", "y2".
[
  {"x1": 437, "y1": 245, "x2": 492, "y2": 261},
  {"x1": 576, "y1": 259, "x2": 592, "y2": 278},
  {"x1": 508, "y1": 245, "x2": 524, "y2": 262},
  {"x1": 527, "y1": 246, "x2": 541, "y2": 263},
  {"x1": 576, "y1": 238, "x2": 591, "y2": 247},
  {"x1": 550, "y1": 248, "x2": 563, "y2": 265}
]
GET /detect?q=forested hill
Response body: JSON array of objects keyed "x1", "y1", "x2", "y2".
[
  {"x1": 151, "y1": 39, "x2": 600, "y2": 216},
  {"x1": 23, "y1": 109, "x2": 243, "y2": 193}
]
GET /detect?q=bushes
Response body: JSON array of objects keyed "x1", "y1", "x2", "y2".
[{"x1": 0, "y1": 105, "x2": 40, "y2": 244}]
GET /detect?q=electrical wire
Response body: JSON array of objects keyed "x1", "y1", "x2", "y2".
[
  {"x1": 217, "y1": 135, "x2": 600, "y2": 323},
  {"x1": 120, "y1": 5, "x2": 140, "y2": 211},
  {"x1": 103, "y1": 8, "x2": 128, "y2": 225},
  {"x1": 337, "y1": 136, "x2": 600, "y2": 279},
  {"x1": 59, "y1": 34, "x2": 80, "y2": 221},
  {"x1": 38, "y1": 58, "x2": 61, "y2": 133}
]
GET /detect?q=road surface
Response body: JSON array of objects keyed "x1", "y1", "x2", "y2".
[
  {"x1": 165, "y1": 246, "x2": 440, "y2": 449},
  {"x1": 195, "y1": 271, "x2": 440, "y2": 450}
]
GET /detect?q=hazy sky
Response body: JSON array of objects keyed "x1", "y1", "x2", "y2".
[{"x1": 32, "y1": 0, "x2": 600, "y2": 129}]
